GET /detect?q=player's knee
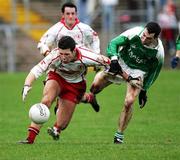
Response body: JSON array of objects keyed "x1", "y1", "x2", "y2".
[
  {"x1": 41, "y1": 96, "x2": 53, "y2": 107},
  {"x1": 124, "y1": 96, "x2": 135, "y2": 109}
]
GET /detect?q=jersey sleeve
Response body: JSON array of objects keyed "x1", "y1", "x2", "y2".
[
  {"x1": 106, "y1": 35, "x2": 129, "y2": 59},
  {"x1": 30, "y1": 51, "x2": 59, "y2": 78},
  {"x1": 79, "y1": 47, "x2": 110, "y2": 66},
  {"x1": 106, "y1": 26, "x2": 144, "y2": 59},
  {"x1": 143, "y1": 40, "x2": 164, "y2": 90},
  {"x1": 37, "y1": 22, "x2": 61, "y2": 56},
  {"x1": 82, "y1": 24, "x2": 100, "y2": 54}
]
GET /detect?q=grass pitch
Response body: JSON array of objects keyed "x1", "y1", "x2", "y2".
[{"x1": 0, "y1": 70, "x2": 180, "y2": 160}]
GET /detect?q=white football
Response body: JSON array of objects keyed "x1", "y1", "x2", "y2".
[{"x1": 29, "y1": 103, "x2": 50, "y2": 124}]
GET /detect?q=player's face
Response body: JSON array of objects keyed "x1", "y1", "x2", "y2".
[
  {"x1": 63, "y1": 7, "x2": 77, "y2": 27},
  {"x1": 141, "y1": 28, "x2": 156, "y2": 46},
  {"x1": 59, "y1": 48, "x2": 76, "y2": 64}
]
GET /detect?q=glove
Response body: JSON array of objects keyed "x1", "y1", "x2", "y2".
[
  {"x1": 109, "y1": 60, "x2": 122, "y2": 74},
  {"x1": 127, "y1": 76, "x2": 143, "y2": 89},
  {"x1": 22, "y1": 85, "x2": 32, "y2": 101},
  {"x1": 138, "y1": 90, "x2": 147, "y2": 109},
  {"x1": 171, "y1": 56, "x2": 179, "y2": 68}
]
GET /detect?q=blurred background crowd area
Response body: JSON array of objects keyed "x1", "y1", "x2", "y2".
[{"x1": 0, "y1": 0, "x2": 179, "y2": 72}]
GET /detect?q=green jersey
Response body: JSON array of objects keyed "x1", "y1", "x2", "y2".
[
  {"x1": 176, "y1": 35, "x2": 180, "y2": 50},
  {"x1": 107, "y1": 26, "x2": 164, "y2": 90}
]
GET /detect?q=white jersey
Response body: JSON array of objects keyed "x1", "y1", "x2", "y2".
[
  {"x1": 31, "y1": 46, "x2": 110, "y2": 83},
  {"x1": 37, "y1": 18, "x2": 100, "y2": 56}
]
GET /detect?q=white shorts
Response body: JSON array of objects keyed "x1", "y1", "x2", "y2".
[
  {"x1": 103, "y1": 70, "x2": 124, "y2": 84},
  {"x1": 118, "y1": 58, "x2": 146, "y2": 80},
  {"x1": 103, "y1": 58, "x2": 146, "y2": 84}
]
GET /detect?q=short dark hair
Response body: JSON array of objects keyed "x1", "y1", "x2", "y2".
[
  {"x1": 61, "y1": 2, "x2": 77, "y2": 13},
  {"x1": 145, "y1": 22, "x2": 161, "y2": 38},
  {"x1": 58, "y1": 36, "x2": 76, "y2": 52}
]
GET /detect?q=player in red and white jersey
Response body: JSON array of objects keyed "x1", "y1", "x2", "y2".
[
  {"x1": 31, "y1": 45, "x2": 106, "y2": 83},
  {"x1": 37, "y1": 2, "x2": 101, "y2": 113},
  {"x1": 37, "y1": 2, "x2": 100, "y2": 56},
  {"x1": 19, "y1": 36, "x2": 110, "y2": 144}
]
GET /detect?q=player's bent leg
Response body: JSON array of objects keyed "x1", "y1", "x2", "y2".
[
  {"x1": 90, "y1": 71, "x2": 112, "y2": 94},
  {"x1": 48, "y1": 99, "x2": 76, "y2": 141},
  {"x1": 81, "y1": 71, "x2": 111, "y2": 112},
  {"x1": 120, "y1": 84, "x2": 139, "y2": 131},
  {"x1": 114, "y1": 84, "x2": 139, "y2": 144},
  {"x1": 48, "y1": 78, "x2": 85, "y2": 141}
]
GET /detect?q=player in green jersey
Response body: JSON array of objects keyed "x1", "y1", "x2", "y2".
[
  {"x1": 82, "y1": 22, "x2": 164, "y2": 144},
  {"x1": 171, "y1": 35, "x2": 180, "y2": 68}
]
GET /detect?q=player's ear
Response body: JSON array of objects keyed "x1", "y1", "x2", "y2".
[{"x1": 72, "y1": 49, "x2": 76, "y2": 57}]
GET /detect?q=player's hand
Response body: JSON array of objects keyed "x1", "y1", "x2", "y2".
[
  {"x1": 171, "y1": 56, "x2": 179, "y2": 68},
  {"x1": 138, "y1": 90, "x2": 147, "y2": 109},
  {"x1": 127, "y1": 76, "x2": 143, "y2": 89},
  {"x1": 109, "y1": 60, "x2": 122, "y2": 74},
  {"x1": 97, "y1": 55, "x2": 110, "y2": 65},
  {"x1": 22, "y1": 85, "x2": 32, "y2": 101}
]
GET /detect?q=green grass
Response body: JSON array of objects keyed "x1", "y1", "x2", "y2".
[{"x1": 0, "y1": 70, "x2": 180, "y2": 160}]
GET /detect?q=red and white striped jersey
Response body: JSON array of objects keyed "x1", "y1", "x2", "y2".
[
  {"x1": 37, "y1": 18, "x2": 100, "y2": 56},
  {"x1": 31, "y1": 46, "x2": 110, "y2": 83}
]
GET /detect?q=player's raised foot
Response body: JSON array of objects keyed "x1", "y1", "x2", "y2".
[
  {"x1": 89, "y1": 94, "x2": 100, "y2": 112},
  {"x1": 82, "y1": 93, "x2": 100, "y2": 112},
  {"x1": 17, "y1": 139, "x2": 33, "y2": 144},
  {"x1": 114, "y1": 132, "x2": 124, "y2": 144},
  {"x1": 47, "y1": 127, "x2": 59, "y2": 140}
]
